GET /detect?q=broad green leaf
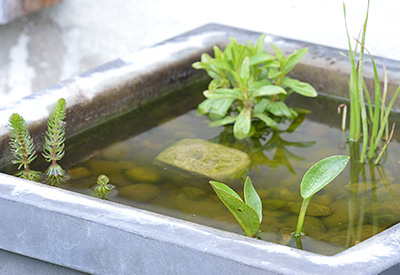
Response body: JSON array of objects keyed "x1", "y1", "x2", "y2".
[
  {"x1": 249, "y1": 53, "x2": 276, "y2": 66},
  {"x1": 281, "y1": 48, "x2": 308, "y2": 76},
  {"x1": 244, "y1": 177, "x2": 262, "y2": 223},
  {"x1": 271, "y1": 44, "x2": 286, "y2": 65},
  {"x1": 250, "y1": 85, "x2": 286, "y2": 98},
  {"x1": 240, "y1": 56, "x2": 250, "y2": 82},
  {"x1": 254, "y1": 34, "x2": 266, "y2": 54},
  {"x1": 197, "y1": 98, "x2": 234, "y2": 119},
  {"x1": 260, "y1": 60, "x2": 280, "y2": 69},
  {"x1": 282, "y1": 77, "x2": 317, "y2": 97},
  {"x1": 210, "y1": 181, "x2": 260, "y2": 237},
  {"x1": 204, "y1": 88, "x2": 243, "y2": 100},
  {"x1": 267, "y1": 101, "x2": 293, "y2": 118},
  {"x1": 200, "y1": 53, "x2": 213, "y2": 63},
  {"x1": 213, "y1": 45, "x2": 223, "y2": 58},
  {"x1": 268, "y1": 68, "x2": 283, "y2": 79},
  {"x1": 208, "y1": 79, "x2": 229, "y2": 91},
  {"x1": 192, "y1": 61, "x2": 202, "y2": 69},
  {"x1": 197, "y1": 99, "x2": 214, "y2": 115},
  {"x1": 212, "y1": 59, "x2": 233, "y2": 72},
  {"x1": 210, "y1": 181, "x2": 243, "y2": 201},
  {"x1": 253, "y1": 113, "x2": 278, "y2": 129},
  {"x1": 209, "y1": 98, "x2": 235, "y2": 119},
  {"x1": 234, "y1": 107, "x2": 251, "y2": 139},
  {"x1": 253, "y1": 98, "x2": 270, "y2": 114},
  {"x1": 209, "y1": 116, "x2": 237, "y2": 127},
  {"x1": 249, "y1": 79, "x2": 272, "y2": 91},
  {"x1": 300, "y1": 155, "x2": 350, "y2": 199}
]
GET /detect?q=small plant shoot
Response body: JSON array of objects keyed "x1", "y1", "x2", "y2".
[
  {"x1": 294, "y1": 155, "x2": 350, "y2": 240},
  {"x1": 193, "y1": 34, "x2": 317, "y2": 140},
  {"x1": 8, "y1": 113, "x2": 42, "y2": 181},
  {"x1": 42, "y1": 98, "x2": 68, "y2": 186},
  {"x1": 93, "y1": 175, "x2": 112, "y2": 199},
  {"x1": 210, "y1": 177, "x2": 262, "y2": 237}
]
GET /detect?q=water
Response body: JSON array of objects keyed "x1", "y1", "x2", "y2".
[{"x1": 62, "y1": 94, "x2": 400, "y2": 256}]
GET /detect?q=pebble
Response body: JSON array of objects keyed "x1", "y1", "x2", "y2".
[
  {"x1": 125, "y1": 166, "x2": 161, "y2": 183},
  {"x1": 119, "y1": 183, "x2": 161, "y2": 202}
]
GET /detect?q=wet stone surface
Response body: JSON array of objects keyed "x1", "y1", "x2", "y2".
[{"x1": 154, "y1": 138, "x2": 251, "y2": 182}]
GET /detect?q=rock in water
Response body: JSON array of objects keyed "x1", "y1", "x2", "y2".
[{"x1": 154, "y1": 138, "x2": 251, "y2": 181}]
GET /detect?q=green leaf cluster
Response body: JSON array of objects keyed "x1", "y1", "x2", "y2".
[
  {"x1": 210, "y1": 177, "x2": 262, "y2": 237},
  {"x1": 193, "y1": 34, "x2": 317, "y2": 139}
]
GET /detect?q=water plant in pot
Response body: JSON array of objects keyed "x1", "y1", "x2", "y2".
[{"x1": 0, "y1": 3, "x2": 399, "y2": 274}]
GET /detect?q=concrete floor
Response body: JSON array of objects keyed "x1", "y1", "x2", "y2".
[{"x1": 0, "y1": 0, "x2": 399, "y2": 107}]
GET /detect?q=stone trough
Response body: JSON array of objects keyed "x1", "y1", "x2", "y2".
[{"x1": 0, "y1": 24, "x2": 400, "y2": 274}]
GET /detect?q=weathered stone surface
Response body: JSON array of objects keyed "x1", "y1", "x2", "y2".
[
  {"x1": 262, "y1": 199, "x2": 287, "y2": 211},
  {"x1": 119, "y1": 183, "x2": 161, "y2": 202},
  {"x1": 69, "y1": 167, "x2": 92, "y2": 179},
  {"x1": 154, "y1": 139, "x2": 251, "y2": 181},
  {"x1": 290, "y1": 202, "x2": 332, "y2": 217},
  {"x1": 125, "y1": 166, "x2": 160, "y2": 183}
]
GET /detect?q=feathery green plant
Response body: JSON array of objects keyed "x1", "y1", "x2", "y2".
[
  {"x1": 42, "y1": 98, "x2": 68, "y2": 186},
  {"x1": 8, "y1": 113, "x2": 41, "y2": 181},
  {"x1": 93, "y1": 175, "x2": 112, "y2": 199}
]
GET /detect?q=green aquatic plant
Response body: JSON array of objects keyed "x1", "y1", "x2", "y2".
[
  {"x1": 193, "y1": 34, "x2": 317, "y2": 140},
  {"x1": 42, "y1": 98, "x2": 68, "y2": 186},
  {"x1": 8, "y1": 113, "x2": 41, "y2": 181},
  {"x1": 210, "y1": 177, "x2": 262, "y2": 237},
  {"x1": 342, "y1": 0, "x2": 399, "y2": 163},
  {"x1": 93, "y1": 175, "x2": 112, "y2": 199},
  {"x1": 294, "y1": 155, "x2": 350, "y2": 247},
  {"x1": 8, "y1": 98, "x2": 68, "y2": 186}
]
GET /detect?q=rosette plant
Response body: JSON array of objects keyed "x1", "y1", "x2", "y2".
[{"x1": 193, "y1": 34, "x2": 317, "y2": 139}]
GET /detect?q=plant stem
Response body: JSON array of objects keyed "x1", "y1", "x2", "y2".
[{"x1": 294, "y1": 198, "x2": 311, "y2": 237}]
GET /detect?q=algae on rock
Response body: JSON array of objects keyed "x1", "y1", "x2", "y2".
[{"x1": 154, "y1": 138, "x2": 251, "y2": 181}]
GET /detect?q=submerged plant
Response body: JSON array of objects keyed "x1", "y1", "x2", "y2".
[
  {"x1": 294, "y1": 155, "x2": 350, "y2": 247},
  {"x1": 93, "y1": 175, "x2": 112, "y2": 199},
  {"x1": 8, "y1": 113, "x2": 41, "y2": 181},
  {"x1": 342, "y1": 0, "x2": 399, "y2": 163},
  {"x1": 210, "y1": 177, "x2": 262, "y2": 237},
  {"x1": 193, "y1": 34, "x2": 317, "y2": 140},
  {"x1": 42, "y1": 98, "x2": 68, "y2": 186}
]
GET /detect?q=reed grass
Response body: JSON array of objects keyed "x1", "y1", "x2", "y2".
[{"x1": 343, "y1": 0, "x2": 400, "y2": 163}]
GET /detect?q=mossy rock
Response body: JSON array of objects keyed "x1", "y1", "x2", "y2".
[{"x1": 154, "y1": 139, "x2": 251, "y2": 181}]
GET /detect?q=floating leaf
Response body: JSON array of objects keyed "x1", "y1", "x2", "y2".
[{"x1": 300, "y1": 155, "x2": 350, "y2": 199}]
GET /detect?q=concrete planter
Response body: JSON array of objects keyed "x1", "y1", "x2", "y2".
[{"x1": 0, "y1": 24, "x2": 400, "y2": 274}]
